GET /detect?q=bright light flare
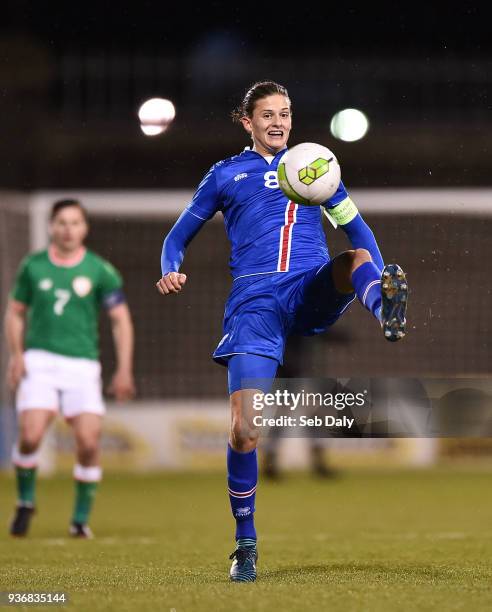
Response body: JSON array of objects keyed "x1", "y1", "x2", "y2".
[
  {"x1": 138, "y1": 98, "x2": 176, "y2": 137},
  {"x1": 330, "y1": 108, "x2": 369, "y2": 142}
]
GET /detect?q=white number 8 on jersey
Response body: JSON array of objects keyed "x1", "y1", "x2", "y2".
[{"x1": 263, "y1": 171, "x2": 279, "y2": 189}]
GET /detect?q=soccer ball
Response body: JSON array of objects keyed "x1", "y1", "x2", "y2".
[{"x1": 277, "y1": 143, "x2": 341, "y2": 205}]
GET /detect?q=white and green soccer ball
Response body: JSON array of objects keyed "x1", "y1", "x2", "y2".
[{"x1": 277, "y1": 143, "x2": 341, "y2": 205}]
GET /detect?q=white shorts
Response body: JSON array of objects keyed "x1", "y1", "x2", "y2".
[{"x1": 16, "y1": 349, "x2": 105, "y2": 419}]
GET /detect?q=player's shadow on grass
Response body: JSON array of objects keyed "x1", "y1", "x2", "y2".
[{"x1": 262, "y1": 563, "x2": 460, "y2": 582}]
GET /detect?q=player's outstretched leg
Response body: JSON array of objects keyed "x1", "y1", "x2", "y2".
[
  {"x1": 10, "y1": 411, "x2": 54, "y2": 537},
  {"x1": 349, "y1": 255, "x2": 383, "y2": 322},
  {"x1": 69, "y1": 464, "x2": 101, "y2": 539},
  {"x1": 343, "y1": 251, "x2": 408, "y2": 341},
  {"x1": 381, "y1": 263, "x2": 408, "y2": 342},
  {"x1": 226, "y1": 354, "x2": 277, "y2": 582},
  {"x1": 70, "y1": 414, "x2": 102, "y2": 539},
  {"x1": 10, "y1": 447, "x2": 39, "y2": 537},
  {"x1": 227, "y1": 442, "x2": 259, "y2": 582}
]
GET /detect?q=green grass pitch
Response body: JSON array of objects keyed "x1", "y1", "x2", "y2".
[{"x1": 1, "y1": 468, "x2": 491, "y2": 611}]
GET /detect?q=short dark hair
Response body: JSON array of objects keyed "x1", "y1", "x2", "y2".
[
  {"x1": 50, "y1": 199, "x2": 88, "y2": 222},
  {"x1": 231, "y1": 81, "x2": 290, "y2": 123}
]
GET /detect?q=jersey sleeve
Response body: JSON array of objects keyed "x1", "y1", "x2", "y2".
[
  {"x1": 98, "y1": 260, "x2": 125, "y2": 309},
  {"x1": 323, "y1": 180, "x2": 384, "y2": 271},
  {"x1": 160, "y1": 164, "x2": 222, "y2": 274},
  {"x1": 10, "y1": 256, "x2": 33, "y2": 305},
  {"x1": 161, "y1": 209, "x2": 207, "y2": 275},
  {"x1": 185, "y1": 164, "x2": 222, "y2": 220},
  {"x1": 324, "y1": 179, "x2": 350, "y2": 209}
]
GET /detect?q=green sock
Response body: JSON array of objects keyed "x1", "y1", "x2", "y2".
[
  {"x1": 72, "y1": 481, "x2": 98, "y2": 525},
  {"x1": 16, "y1": 467, "x2": 37, "y2": 506}
]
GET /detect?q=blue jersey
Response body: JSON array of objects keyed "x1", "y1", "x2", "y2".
[
  {"x1": 161, "y1": 145, "x2": 385, "y2": 372},
  {"x1": 186, "y1": 147, "x2": 348, "y2": 280}
]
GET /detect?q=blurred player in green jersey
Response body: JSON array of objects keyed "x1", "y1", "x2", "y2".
[{"x1": 4, "y1": 199, "x2": 135, "y2": 538}]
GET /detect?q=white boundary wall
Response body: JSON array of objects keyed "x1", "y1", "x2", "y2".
[{"x1": 28, "y1": 187, "x2": 492, "y2": 250}]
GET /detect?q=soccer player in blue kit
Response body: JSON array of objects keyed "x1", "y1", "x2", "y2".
[{"x1": 156, "y1": 81, "x2": 408, "y2": 582}]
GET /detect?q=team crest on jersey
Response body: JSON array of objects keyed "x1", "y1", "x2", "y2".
[
  {"x1": 72, "y1": 276, "x2": 92, "y2": 297},
  {"x1": 38, "y1": 278, "x2": 53, "y2": 291}
]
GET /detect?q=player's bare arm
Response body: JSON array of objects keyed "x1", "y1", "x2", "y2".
[
  {"x1": 4, "y1": 298, "x2": 27, "y2": 391},
  {"x1": 156, "y1": 271, "x2": 187, "y2": 295},
  {"x1": 107, "y1": 303, "x2": 136, "y2": 401}
]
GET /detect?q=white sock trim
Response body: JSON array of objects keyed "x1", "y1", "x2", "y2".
[
  {"x1": 12, "y1": 446, "x2": 40, "y2": 468},
  {"x1": 362, "y1": 279, "x2": 381, "y2": 305},
  {"x1": 73, "y1": 464, "x2": 102, "y2": 482}
]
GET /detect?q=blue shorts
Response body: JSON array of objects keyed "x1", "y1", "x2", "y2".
[{"x1": 213, "y1": 262, "x2": 356, "y2": 366}]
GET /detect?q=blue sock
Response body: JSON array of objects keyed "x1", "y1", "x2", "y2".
[
  {"x1": 227, "y1": 444, "x2": 257, "y2": 541},
  {"x1": 351, "y1": 261, "x2": 382, "y2": 321}
]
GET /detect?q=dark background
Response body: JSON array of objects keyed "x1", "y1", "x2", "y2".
[{"x1": 1, "y1": 2, "x2": 491, "y2": 188}]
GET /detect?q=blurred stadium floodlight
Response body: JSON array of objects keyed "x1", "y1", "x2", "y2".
[
  {"x1": 140, "y1": 124, "x2": 167, "y2": 136},
  {"x1": 138, "y1": 98, "x2": 176, "y2": 137},
  {"x1": 330, "y1": 108, "x2": 369, "y2": 142}
]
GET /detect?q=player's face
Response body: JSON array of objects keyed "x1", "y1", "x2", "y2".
[
  {"x1": 241, "y1": 94, "x2": 292, "y2": 156},
  {"x1": 49, "y1": 206, "x2": 88, "y2": 252}
]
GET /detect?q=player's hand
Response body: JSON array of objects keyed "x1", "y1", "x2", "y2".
[
  {"x1": 156, "y1": 272, "x2": 187, "y2": 295},
  {"x1": 108, "y1": 369, "x2": 136, "y2": 402},
  {"x1": 6, "y1": 354, "x2": 26, "y2": 391}
]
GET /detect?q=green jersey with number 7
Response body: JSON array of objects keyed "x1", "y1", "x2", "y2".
[{"x1": 11, "y1": 250, "x2": 122, "y2": 360}]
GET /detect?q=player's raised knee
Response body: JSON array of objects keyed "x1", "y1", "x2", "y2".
[
  {"x1": 335, "y1": 248, "x2": 371, "y2": 270},
  {"x1": 353, "y1": 248, "x2": 372, "y2": 265}
]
